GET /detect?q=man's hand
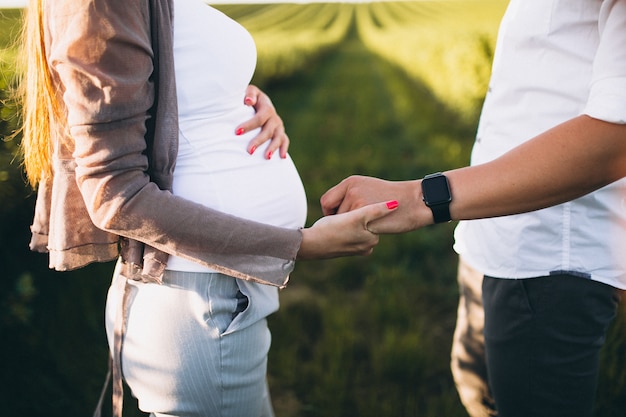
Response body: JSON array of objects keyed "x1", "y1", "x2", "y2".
[{"x1": 320, "y1": 175, "x2": 428, "y2": 234}]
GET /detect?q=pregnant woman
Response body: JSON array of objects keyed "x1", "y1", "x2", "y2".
[
  {"x1": 104, "y1": 1, "x2": 308, "y2": 416},
  {"x1": 19, "y1": 0, "x2": 397, "y2": 416}
]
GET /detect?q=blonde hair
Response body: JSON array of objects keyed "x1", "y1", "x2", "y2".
[{"x1": 19, "y1": 0, "x2": 66, "y2": 188}]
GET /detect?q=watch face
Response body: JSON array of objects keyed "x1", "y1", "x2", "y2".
[{"x1": 423, "y1": 175, "x2": 451, "y2": 204}]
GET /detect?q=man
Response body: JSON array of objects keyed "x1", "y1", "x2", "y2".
[{"x1": 321, "y1": 1, "x2": 626, "y2": 416}]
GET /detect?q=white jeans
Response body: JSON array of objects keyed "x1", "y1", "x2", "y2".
[{"x1": 105, "y1": 269, "x2": 275, "y2": 417}]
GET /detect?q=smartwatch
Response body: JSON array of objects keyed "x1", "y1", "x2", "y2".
[{"x1": 421, "y1": 172, "x2": 452, "y2": 223}]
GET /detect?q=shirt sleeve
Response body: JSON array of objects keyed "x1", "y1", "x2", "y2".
[{"x1": 584, "y1": 0, "x2": 626, "y2": 124}]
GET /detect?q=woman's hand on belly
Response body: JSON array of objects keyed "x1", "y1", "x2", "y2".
[{"x1": 234, "y1": 85, "x2": 290, "y2": 160}]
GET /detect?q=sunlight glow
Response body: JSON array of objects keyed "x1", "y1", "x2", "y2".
[{"x1": 0, "y1": 0, "x2": 481, "y2": 8}]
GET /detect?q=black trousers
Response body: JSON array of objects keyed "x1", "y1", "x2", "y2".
[{"x1": 482, "y1": 274, "x2": 622, "y2": 417}]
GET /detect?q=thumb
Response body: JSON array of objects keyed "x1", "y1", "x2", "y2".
[
  {"x1": 361, "y1": 200, "x2": 399, "y2": 232},
  {"x1": 320, "y1": 181, "x2": 348, "y2": 215},
  {"x1": 244, "y1": 85, "x2": 259, "y2": 106}
]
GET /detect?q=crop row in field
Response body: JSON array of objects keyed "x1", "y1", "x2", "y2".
[
  {"x1": 1, "y1": 2, "x2": 506, "y2": 119},
  {"x1": 216, "y1": 1, "x2": 507, "y2": 119},
  {"x1": 218, "y1": 3, "x2": 355, "y2": 84},
  {"x1": 355, "y1": 0, "x2": 507, "y2": 120}
]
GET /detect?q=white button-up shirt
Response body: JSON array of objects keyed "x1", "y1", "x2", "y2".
[{"x1": 454, "y1": 0, "x2": 626, "y2": 289}]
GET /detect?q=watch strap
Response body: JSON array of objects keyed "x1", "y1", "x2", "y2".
[{"x1": 430, "y1": 203, "x2": 451, "y2": 224}]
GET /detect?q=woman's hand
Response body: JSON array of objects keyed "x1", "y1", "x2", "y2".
[
  {"x1": 297, "y1": 200, "x2": 399, "y2": 260},
  {"x1": 235, "y1": 85, "x2": 290, "y2": 159}
]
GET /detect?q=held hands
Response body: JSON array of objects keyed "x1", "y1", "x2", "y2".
[
  {"x1": 235, "y1": 85, "x2": 290, "y2": 159},
  {"x1": 320, "y1": 175, "x2": 430, "y2": 234},
  {"x1": 297, "y1": 200, "x2": 399, "y2": 260}
]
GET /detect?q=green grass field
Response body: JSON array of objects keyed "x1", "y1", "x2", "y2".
[{"x1": 1, "y1": 3, "x2": 625, "y2": 416}]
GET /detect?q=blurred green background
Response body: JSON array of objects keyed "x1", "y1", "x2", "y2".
[{"x1": 1, "y1": 2, "x2": 625, "y2": 416}]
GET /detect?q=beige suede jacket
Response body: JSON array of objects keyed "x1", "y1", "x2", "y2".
[{"x1": 30, "y1": 0, "x2": 302, "y2": 288}]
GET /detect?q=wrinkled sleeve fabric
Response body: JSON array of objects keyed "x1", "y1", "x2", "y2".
[
  {"x1": 584, "y1": 0, "x2": 626, "y2": 124},
  {"x1": 45, "y1": 0, "x2": 302, "y2": 287}
]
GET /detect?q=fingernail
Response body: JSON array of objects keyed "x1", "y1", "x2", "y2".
[
  {"x1": 386, "y1": 200, "x2": 399, "y2": 210},
  {"x1": 266, "y1": 151, "x2": 273, "y2": 159},
  {"x1": 236, "y1": 127, "x2": 245, "y2": 136},
  {"x1": 249, "y1": 145, "x2": 256, "y2": 155},
  {"x1": 280, "y1": 152, "x2": 287, "y2": 159},
  {"x1": 244, "y1": 97, "x2": 253, "y2": 105}
]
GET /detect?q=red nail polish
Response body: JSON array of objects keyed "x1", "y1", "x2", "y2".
[
  {"x1": 386, "y1": 200, "x2": 399, "y2": 210},
  {"x1": 236, "y1": 128, "x2": 245, "y2": 136},
  {"x1": 266, "y1": 151, "x2": 273, "y2": 159},
  {"x1": 244, "y1": 97, "x2": 253, "y2": 105},
  {"x1": 249, "y1": 145, "x2": 256, "y2": 155}
]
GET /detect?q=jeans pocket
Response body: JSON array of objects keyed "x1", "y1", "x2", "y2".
[
  {"x1": 205, "y1": 274, "x2": 244, "y2": 335},
  {"x1": 232, "y1": 289, "x2": 249, "y2": 321},
  {"x1": 483, "y1": 276, "x2": 536, "y2": 342},
  {"x1": 518, "y1": 279, "x2": 536, "y2": 315}
]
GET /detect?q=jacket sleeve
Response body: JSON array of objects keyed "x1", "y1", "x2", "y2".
[{"x1": 45, "y1": 0, "x2": 302, "y2": 286}]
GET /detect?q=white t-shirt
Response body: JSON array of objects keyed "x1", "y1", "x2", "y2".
[
  {"x1": 167, "y1": 0, "x2": 308, "y2": 273},
  {"x1": 454, "y1": 0, "x2": 626, "y2": 289}
]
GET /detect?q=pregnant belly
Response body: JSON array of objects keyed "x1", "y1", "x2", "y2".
[
  {"x1": 166, "y1": 155, "x2": 307, "y2": 273},
  {"x1": 172, "y1": 155, "x2": 308, "y2": 230}
]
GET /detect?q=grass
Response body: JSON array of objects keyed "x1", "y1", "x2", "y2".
[{"x1": 262, "y1": 26, "x2": 473, "y2": 415}]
